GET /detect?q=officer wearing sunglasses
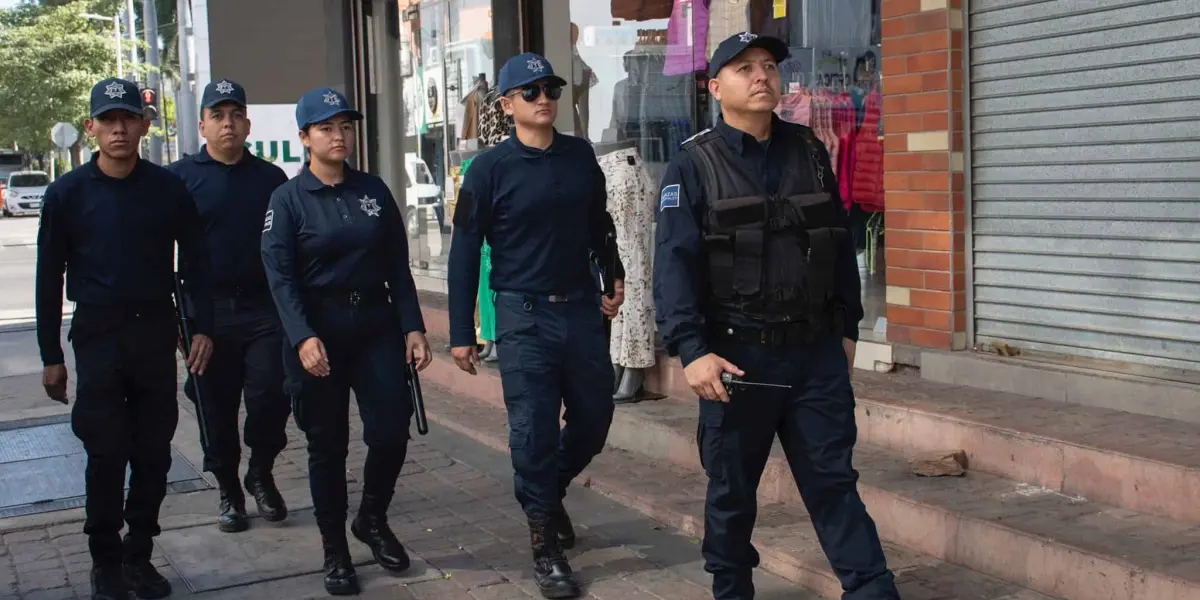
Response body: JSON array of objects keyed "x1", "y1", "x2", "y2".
[{"x1": 446, "y1": 52, "x2": 624, "y2": 600}]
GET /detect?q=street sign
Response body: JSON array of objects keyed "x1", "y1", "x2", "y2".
[{"x1": 50, "y1": 122, "x2": 79, "y2": 150}]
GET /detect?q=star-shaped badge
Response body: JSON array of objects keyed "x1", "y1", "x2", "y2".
[
  {"x1": 104, "y1": 81, "x2": 126, "y2": 99},
  {"x1": 215, "y1": 80, "x2": 234, "y2": 94},
  {"x1": 739, "y1": 31, "x2": 758, "y2": 43},
  {"x1": 323, "y1": 91, "x2": 341, "y2": 106},
  {"x1": 527, "y1": 58, "x2": 545, "y2": 73},
  {"x1": 359, "y1": 195, "x2": 381, "y2": 217}
]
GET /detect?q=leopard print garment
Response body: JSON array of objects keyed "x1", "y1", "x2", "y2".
[{"x1": 478, "y1": 90, "x2": 511, "y2": 146}]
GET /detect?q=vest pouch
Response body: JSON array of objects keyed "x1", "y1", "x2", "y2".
[
  {"x1": 785, "y1": 192, "x2": 840, "y2": 228},
  {"x1": 704, "y1": 234, "x2": 736, "y2": 299},
  {"x1": 765, "y1": 233, "x2": 806, "y2": 301},
  {"x1": 733, "y1": 229, "x2": 764, "y2": 296},
  {"x1": 708, "y1": 195, "x2": 767, "y2": 233},
  {"x1": 805, "y1": 227, "x2": 845, "y2": 310}
]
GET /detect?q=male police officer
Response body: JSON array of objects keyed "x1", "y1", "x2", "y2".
[
  {"x1": 36, "y1": 78, "x2": 214, "y2": 600},
  {"x1": 653, "y1": 34, "x2": 902, "y2": 600},
  {"x1": 447, "y1": 53, "x2": 624, "y2": 599},
  {"x1": 167, "y1": 79, "x2": 291, "y2": 533}
]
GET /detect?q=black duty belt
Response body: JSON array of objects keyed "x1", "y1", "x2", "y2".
[
  {"x1": 713, "y1": 321, "x2": 826, "y2": 347},
  {"x1": 304, "y1": 287, "x2": 389, "y2": 308},
  {"x1": 495, "y1": 290, "x2": 589, "y2": 306}
]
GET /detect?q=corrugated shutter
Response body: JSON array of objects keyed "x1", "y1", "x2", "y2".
[{"x1": 968, "y1": 0, "x2": 1200, "y2": 373}]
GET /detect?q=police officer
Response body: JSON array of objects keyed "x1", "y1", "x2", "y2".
[
  {"x1": 260, "y1": 87, "x2": 431, "y2": 596},
  {"x1": 36, "y1": 78, "x2": 214, "y2": 600},
  {"x1": 166, "y1": 79, "x2": 291, "y2": 533},
  {"x1": 447, "y1": 53, "x2": 625, "y2": 600},
  {"x1": 652, "y1": 34, "x2": 902, "y2": 600}
]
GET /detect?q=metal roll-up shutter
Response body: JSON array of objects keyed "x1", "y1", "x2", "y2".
[{"x1": 967, "y1": 0, "x2": 1200, "y2": 374}]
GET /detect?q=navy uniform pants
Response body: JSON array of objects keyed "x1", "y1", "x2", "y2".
[
  {"x1": 494, "y1": 291, "x2": 616, "y2": 520},
  {"x1": 69, "y1": 303, "x2": 179, "y2": 567},
  {"x1": 184, "y1": 292, "x2": 289, "y2": 475},
  {"x1": 283, "y1": 294, "x2": 412, "y2": 528},
  {"x1": 699, "y1": 335, "x2": 899, "y2": 600}
]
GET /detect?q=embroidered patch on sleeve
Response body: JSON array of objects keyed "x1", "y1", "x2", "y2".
[
  {"x1": 659, "y1": 184, "x2": 680, "y2": 211},
  {"x1": 263, "y1": 209, "x2": 274, "y2": 233}
]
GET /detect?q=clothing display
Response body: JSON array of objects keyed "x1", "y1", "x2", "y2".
[
  {"x1": 706, "y1": 0, "x2": 749, "y2": 61},
  {"x1": 665, "y1": 0, "x2": 708, "y2": 76},
  {"x1": 612, "y1": 0, "x2": 673, "y2": 20},
  {"x1": 613, "y1": 42, "x2": 694, "y2": 165},
  {"x1": 850, "y1": 86, "x2": 883, "y2": 213},
  {"x1": 598, "y1": 147, "x2": 657, "y2": 369},
  {"x1": 478, "y1": 90, "x2": 511, "y2": 147}
]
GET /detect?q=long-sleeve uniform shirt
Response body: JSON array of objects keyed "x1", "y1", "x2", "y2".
[
  {"x1": 446, "y1": 132, "x2": 624, "y2": 348},
  {"x1": 35, "y1": 155, "x2": 214, "y2": 366},
  {"x1": 166, "y1": 146, "x2": 288, "y2": 294},
  {"x1": 653, "y1": 116, "x2": 864, "y2": 368},
  {"x1": 260, "y1": 165, "x2": 425, "y2": 348}
]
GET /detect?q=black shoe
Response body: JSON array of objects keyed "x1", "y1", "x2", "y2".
[
  {"x1": 321, "y1": 531, "x2": 360, "y2": 596},
  {"x1": 215, "y1": 472, "x2": 249, "y2": 533},
  {"x1": 122, "y1": 560, "x2": 171, "y2": 599},
  {"x1": 244, "y1": 467, "x2": 287, "y2": 522},
  {"x1": 530, "y1": 517, "x2": 581, "y2": 599},
  {"x1": 90, "y1": 564, "x2": 127, "y2": 600},
  {"x1": 550, "y1": 509, "x2": 576, "y2": 550},
  {"x1": 351, "y1": 494, "x2": 411, "y2": 573}
]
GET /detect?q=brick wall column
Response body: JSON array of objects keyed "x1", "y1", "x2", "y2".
[{"x1": 880, "y1": 0, "x2": 967, "y2": 350}]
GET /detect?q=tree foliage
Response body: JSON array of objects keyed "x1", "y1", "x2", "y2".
[{"x1": 0, "y1": 0, "x2": 125, "y2": 153}]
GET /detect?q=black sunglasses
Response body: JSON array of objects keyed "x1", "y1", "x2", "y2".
[{"x1": 511, "y1": 83, "x2": 563, "y2": 102}]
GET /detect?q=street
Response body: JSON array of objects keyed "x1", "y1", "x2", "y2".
[{"x1": 0, "y1": 215, "x2": 806, "y2": 600}]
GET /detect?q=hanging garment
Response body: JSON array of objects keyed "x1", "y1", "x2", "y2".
[
  {"x1": 599, "y1": 148, "x2": 657, "y2": 369},
  {"x1": 478, "y1": 91, "x2": 510, "y2": 147},
  {"x1": 776, "y1": 90, "x2": 812, "y2": 126},
  {"x1": 707, "y1": 0, "x2": 751, "y2": 60},
  {"x1": 460, "y1": 88, "x2": 481, "y2": 141},
  {"x1": 749, "y1": 0, "x2": 788, "y2": 42},
  {"x1": 612, "y1": 0, "x2": 674, "y2": 20},
  {"x1": 665, "y1": 0, "x2": 710, "y2": 76},
  {"x1": 851, "y1": 86, "x2": 884, "y2": 213}
]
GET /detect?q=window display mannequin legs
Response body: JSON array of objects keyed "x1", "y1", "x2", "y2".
[{"x1": 612, "y1": 365, "x2": 644, "y2": 403}]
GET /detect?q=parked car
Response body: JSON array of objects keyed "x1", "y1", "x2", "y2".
[
  {"x1": 404, "y1": 152, "x2": 443, "y2": 234},
  {"x1": 2, "y1": 171, "x2": 49, "y2": 217}
]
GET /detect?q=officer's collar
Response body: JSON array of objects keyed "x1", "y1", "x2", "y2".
[
  {"x1": 194, "y1": 144, "x2": 255, "y2": 166},
  {"x1": 86, "y1": 152, "x2": 146, "y2": 181},
  {"x1": 299, "y1": 161, "x2": 360, "y2": 191},
  {"x1": 505, "y1": 127, "x2": 568, "y2": 157},
  {"x1": 715, "y1": 114, "x2": 785, "y2": 156}
]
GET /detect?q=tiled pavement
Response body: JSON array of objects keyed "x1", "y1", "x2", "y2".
[{"x1": 0, "y1": 370, "x2": 810, "y2": 600}]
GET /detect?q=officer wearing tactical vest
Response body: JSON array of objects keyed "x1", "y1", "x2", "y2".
[{"x1": 652, "y1": 33, "x2": 902, "y2": 600}]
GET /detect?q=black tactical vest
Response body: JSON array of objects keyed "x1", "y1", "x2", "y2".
[{"x1": 683, "y1": 126, "x2": 848, "y2": 330}]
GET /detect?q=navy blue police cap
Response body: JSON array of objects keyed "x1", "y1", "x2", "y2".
[
  {"x1": 201, "y1": 78, "x2": 247, "y2": 109},
  {"x1": 708, "y1": 32, "x2": 790, "y2": 78},
  {"x1": 295, "y1": 87, "x2": 363, "y2": 130},
  {"x1": 497, "y1": 53, "x2": 568, "y2": 96},
  {"x1": 89, "y1": 78, "x2": 143, "y2": 118}
]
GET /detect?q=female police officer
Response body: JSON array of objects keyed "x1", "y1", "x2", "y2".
[{"x1": 261, "y1": 87, "x2": 431, "y2": 596}]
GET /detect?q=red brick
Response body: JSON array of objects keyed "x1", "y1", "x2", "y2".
[
  {"x1": 885, "y1": 153, "x2": 925, "y2": 172},
  {"x1": 907, "y1": 91, "x2": 949, "y2": 112},
  {"x1": 952, "y1": 249, "x2": 966, "y2": 271},
  {"x1": 887, "y1": 322, "x2": 914, "y2": 345},
  {"x1": 923, "y1": 112, "x2": 950, "y2": 130},
  {"x1": 882, "y1": 56, "x2": 908, "y2": 76},
  {"x1": 883, "y1": 31, "x2": 951, "y2": 56},
  {"x1": 911, "y1": 326, "x2": 953, "y2": 347},
  {"x1": 884, "y1": 113, "x2": 925, "y2": 133},
  {"x1": 886, "y1": 191, "x2": 928, "y2": 210},
  {"x1": 885, "y1": 73, "x2": 926, "y2": 95},
  {"x1": 952, "y1": 172, "x2": 965, "y2": 193},
  {"x1": 954, "y1": 271, "x2": 967, "y2": 291},
  {"x1": 882, "y1": 0, "x2": 921, "y2": 18},
  {"x1": 913, "y1": 11, "x2": 950, "y2": 33},
  {"x1": 889, "y1": 306, "x2": 926, "y2": 327},
  {"x1": 911, "y1": 173, "x2": 951, "y2": 191},
  {"x1": 884, "y1": 172, "x2": 912, "y2": 191},
  {"x1": 895, "y1": 210, "x2": 952, "y2": 231},
  {"x1": 953, "y1": 211, "x2": 967, "y2": 232},
  {"x1": 886, "y1": 229, "x2": 923, "y2": 250},
  {"x1": 912, "y1": 289, "x2": 952, "y2": 311},
  {"x1": 881, "y1": 16, "x2": 912, "y2": 39},
  {"x1": 924, "y1": 309, "x2": 953, "y2": 331},
  {"x1": 910, "y1": 250, "x2": 952, "y2": 271},
  {"x1": 925, "y1": 271, "x2": 952, "y2": 291},
  {"x1": 883, "y1": 94, "x2": 908, "y2": 115},
  {"x1": 884, "y1": 134, "x2": 909, "y2": 153},
  {"x1": 887, "y1": 267, "x2": 925, "y2": 288},
  {"x1": 907, "y1": 51, "x2": 949, "y2": 73},
  {"x1": 954, "y1": 309, "x2": 967, "y2": 331},
  {"x1": 924, "y1": 231, "x2": 953, "y2": 251},
  {"x1": 922, "y1": 71, "x2": 949, "y2": 92},
  {"x1": 952, "y1": 192, "x2": 966, "y2": 210}
]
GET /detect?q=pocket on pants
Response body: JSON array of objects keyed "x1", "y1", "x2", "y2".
[
  {"x1": 507, "y1": 416, "x2": 529, "y2": 450},
  {"x1": 696, "y1": 403, "x2": 728, "y2": 483},
  {"x1": 494, "y1": 296, "x2": 538, "y2": 345}
]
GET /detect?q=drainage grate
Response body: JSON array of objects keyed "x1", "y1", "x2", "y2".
[{"x1": 0, "y1": 414, "x2": 209, "y2": 518}]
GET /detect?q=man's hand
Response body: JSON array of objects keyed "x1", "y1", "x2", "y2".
[
  {"x1": 406, "y1": 331, "x2": 433, "y2": 372},
  {"x1": 451, "y1": 345, "x2": 479, "y2": 375},
  {"x1": 601, "y1": 279, "x2": 625, "y2": 318},
  {"x1": 683, "y1": 353, "x2": 744, "y2": 403},
  {"x1": 843, "y1": 338, "x2": 856, "y2": 380},
  {"x1": 186, "y1": 334, "x2": 214, "y2": 375},
  {"x1": 42, "y1": 364, "x2": 68, "y2": 404},
  {"x1": 299, "y1": 337, "x2": 331, "y2": 377}
]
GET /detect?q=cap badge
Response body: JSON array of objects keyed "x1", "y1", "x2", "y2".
[
  {"x1": 104, "y1": 81, "x2": 127, "y2": 99},
  {"x1": 527, "y1": 58, "x2": 545, "y2": 73},
  {"x1": 739, "y1": 31, "x2": 758, "y2": 43},
  {"x1": 323, "y1": 91, "x2": 341, "y2": 106},
  {"x1": 215, "y1": 80, "x2": 235, "y2": 95}
]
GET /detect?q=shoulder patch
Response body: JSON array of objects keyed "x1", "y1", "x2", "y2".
[
  {"x1": 262, "y1": 209, "x2": 274, "y2": 233},
  {"x1": 659, "y1": 184, "x2": 681, "y2": 211}
]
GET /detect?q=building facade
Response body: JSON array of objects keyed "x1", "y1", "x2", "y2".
[{"x1": 200, "y1": 0, "x2": 1199, "y2": 382}]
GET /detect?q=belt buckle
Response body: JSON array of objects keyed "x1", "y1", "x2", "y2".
[
  {"x1": 548, "y1": 294, "x2": 567, "y2": 303},
  {"x1": 349, "y1": 290, "x2": 361, "y2": 307}
]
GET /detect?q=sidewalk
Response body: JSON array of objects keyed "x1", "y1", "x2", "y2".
[{"x1": 0, "y1": 367, "x2": 809, "y2": 600}]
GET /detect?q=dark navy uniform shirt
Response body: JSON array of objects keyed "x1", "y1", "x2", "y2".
[
  {"x1": 166, "y1": 145, "x2": 288, "y2": 294},
  {"x1": 260, "y1": 164, "x2": 425, "y2": 348},
  {"x1": 653, "y1": 116, "x2": 864, "y2": 368},
  {"x1": 35, "y1": 155, "x2": 214, "y2": 366},
  {"x1": 446, "y1": 132, "x2": 619, "y2": 348}
]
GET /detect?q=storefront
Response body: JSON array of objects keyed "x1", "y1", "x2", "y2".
[{"x1": 398, "y1": 0, "x2": 889, "y2": 343}]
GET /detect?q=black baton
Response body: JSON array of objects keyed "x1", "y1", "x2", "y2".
[
  {"x1": 173, "y1": 273, "x2": 211, "y2": 450},
  {"x1": 407, "y1": 362, "x2": 429, "y2": 436}
]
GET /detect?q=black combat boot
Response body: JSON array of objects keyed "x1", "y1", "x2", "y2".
[
  {"x1": 90, "y1": 564, "x2": 127, "y2": 600},
  {"x1": 351, "y1": 493, "x2": 411, "y2": 572},
  {"x1": 214, "y1": 470, "x2": 248, "y2": 533},
  {"x1": 244, "y1": 463, "x2": 287, "y2": 522},
  {"x1": 530, "y1": 516, "x2": 581, "y2": 599},
  {"x1": 319, "y1": 525, "x2": 359, "y2": 596},
  {"x1": 549, "y1": 508, "x2": 576, "y2": 550},
  {"x1": 122, "y1": 560, "x2": 172, "y2": 599}
]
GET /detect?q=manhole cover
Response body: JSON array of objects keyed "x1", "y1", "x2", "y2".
[{"x1": 0, "y1": 415, "x2": 208, "y2": 518}]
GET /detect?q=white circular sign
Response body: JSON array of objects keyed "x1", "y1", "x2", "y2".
[{"x1": 51, "y1": 122, "x2": 79, "y2": 149}]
